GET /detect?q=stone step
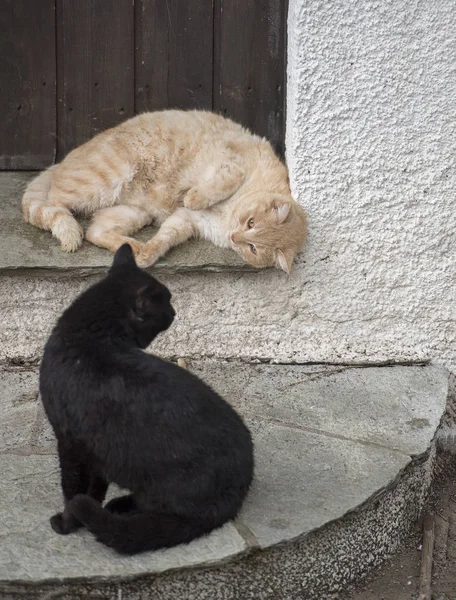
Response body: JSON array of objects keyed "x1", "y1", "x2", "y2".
[
  {"x1": 1, "y1": 172, "x2": 250, "y2": 275},
  {"x1": 0, "y1": 361, "x2": 448, "y2": 600}
]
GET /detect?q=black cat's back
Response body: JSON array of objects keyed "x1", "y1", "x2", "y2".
[
  {"x1": 42, "y1": 333, "x2": 252, "y2": 492},
  {"x1": 40, "y1": 244, "x2": 254, "y2": 554}
]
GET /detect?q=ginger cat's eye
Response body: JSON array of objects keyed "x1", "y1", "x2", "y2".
[
  {"x1": 249, "y1": 243, "x2": 257, "y2": 254},
  {"x1": 247, "y1": 218, "x2": 254, "y2": 229}
]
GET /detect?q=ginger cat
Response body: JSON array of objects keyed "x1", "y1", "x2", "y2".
[{"x1": 22, "y1": 110, "x2": 307, "y2": 272}]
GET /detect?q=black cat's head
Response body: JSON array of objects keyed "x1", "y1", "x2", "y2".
[{"x1": 109, "y1": 244, "x2": 176, "y2": 348}]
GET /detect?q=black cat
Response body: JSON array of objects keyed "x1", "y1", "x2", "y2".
[{"x1": 39, "y1": 244, "x2": 254, "y2": 555}]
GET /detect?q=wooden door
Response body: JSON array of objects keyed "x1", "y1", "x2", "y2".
[{"x1": 0, "y1": 0, "x2": 288, "y2": 170}]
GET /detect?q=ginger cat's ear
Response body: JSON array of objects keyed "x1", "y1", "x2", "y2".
[
  {"x1": 273, "y1": 200, "x2": 291, "y2": 224},
  {"x1": 111, "y1": 243, "x2": 136, "y2": 269},
  {"x1": 275, "y1": 249, "x2": 294, "y2": 274}
]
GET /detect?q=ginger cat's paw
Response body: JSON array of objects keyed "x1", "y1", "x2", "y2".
[
  {"x1": 57, "y1": 219, "x2": 84, "y2": 253},
  {"x1": 183, "y1": 188, "x2": 207, "y2": 211},
  {"x1": 136, "y1": 254, "x2": 158, "y2": 268},
  {"x1": 136, "y1": 243, "x2": 160, "y2": 268}
]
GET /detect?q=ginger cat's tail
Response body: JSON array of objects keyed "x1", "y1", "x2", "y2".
[
  {"x1": 69, "y1": 494, "x2": 224, "y2": 555},
  {"x1": 21, "y1": 167, "x2": 83, "y2": 252}
]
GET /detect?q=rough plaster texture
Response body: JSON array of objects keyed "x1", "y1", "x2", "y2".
[
  {"x1": 284, "y1": 0, "x2": 456, "y2": 369},
  {"x1": 1, "y1": 1, "x2": 455, "y2": 368}
]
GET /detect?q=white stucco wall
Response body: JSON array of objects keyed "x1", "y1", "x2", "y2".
[
  {"x1": 282, "y1": 0, "x2": 456, "y2": 370},
  {"x1": 3, "y1": 0, "x2": 455, "y2": 372}
]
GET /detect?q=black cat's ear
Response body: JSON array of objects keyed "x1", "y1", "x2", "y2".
[{"x1": 111, "y1": 244, "x2": 136, "y2": 269}]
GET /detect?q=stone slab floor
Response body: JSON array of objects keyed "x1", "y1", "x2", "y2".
[{"x1": 0, "y1": 360, "x2": 448, "y2": 588}]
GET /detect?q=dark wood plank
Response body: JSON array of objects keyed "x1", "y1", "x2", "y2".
[
  {"x1": 214, "y1": 0, "x2": 287, "y2": 156},
  {"x1": 135, "y1": 0, "x2": 213, "y2": 113},
  {"x1": 134, "y1": 0, "x2": 168, "y2": 111},
  {"x1": 0, "y1": 0, "x2": 56, "y2": 170},
  {"x1": 57, "y1": 0, "x2": 134, "y2": 160},
  {"x1": 418, "y1": 514, "x2": 435, "y2": 600}
]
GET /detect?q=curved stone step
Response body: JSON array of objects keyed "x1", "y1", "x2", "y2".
[{"x1": 0, "y1": 362, "x2": 448, "y2": 599}]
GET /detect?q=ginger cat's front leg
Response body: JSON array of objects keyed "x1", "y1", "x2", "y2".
[
  {"x1": 136, "y1": 208, "x2": 196, "y2": 267},
  {"x1": 183, "y1": 161, "x2": 245, "y2": 211},
  {"x1": 86, "y1": 205, "x2": 153, "y2": 255}
]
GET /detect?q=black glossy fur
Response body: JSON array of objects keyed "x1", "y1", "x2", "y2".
[{"x1": 39, "y1": 244, "x2": 254, "y2": 555}]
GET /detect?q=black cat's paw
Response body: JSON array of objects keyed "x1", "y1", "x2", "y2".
[{"x1": 50, "y1": 512, "x2": 82, "y2": 535}]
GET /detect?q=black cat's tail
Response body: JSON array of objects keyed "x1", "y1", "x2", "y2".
[{"x1": 69, "y1": 494, "x2": 226, "y2": 555}]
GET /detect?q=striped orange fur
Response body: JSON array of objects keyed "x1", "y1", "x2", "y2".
[{"x1": 21, "y1": 110, "x2": 307, "y2": 272}]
